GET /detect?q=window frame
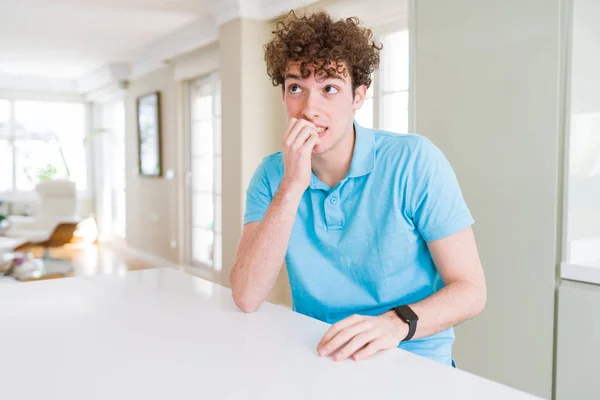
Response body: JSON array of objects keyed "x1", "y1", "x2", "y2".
[
  {"x1": 184, "y1": 71, "x2": 222, "y2": 274},
  {"x1": 90, "y1": 98, "x2": 127, "y2": 240},
  {"x1": 560, "y1": 0, "x2": 600, "y2": 285},
  {"x1": 357, "y1": 19, "x2": 414, "y2": 134}
]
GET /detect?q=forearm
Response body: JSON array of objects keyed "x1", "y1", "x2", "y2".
[
  {"x1": 316, "y1": 281, "x2": 484, "y2": 362},
  {"x1": 317, "y1": 228, "x2": 487, "y2": 362},
  {"x1": 386, "y1": 280, "x2": 486, "y2": 341},
  {"x1": 231, "y1": 184, "x2": 304, "y2": 312}
]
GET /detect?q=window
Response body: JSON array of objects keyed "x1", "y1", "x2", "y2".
[
  {"x1": 95, "y1": 100, "x2": 126, "y2": 239},
  {"x1": 0, "y1": 99, "x2": 88, "y2": 193},
  {"x1": 562, "y1": 0, "x2": 600, "y2": 283},
  {"x1": 110, "y1": 101, "x2": 126, "y2": 238},
  {"x1": 565, "y1": 112, "x2": 600, "y2": 267},
  {"x1": 0, "y1": 99, "x2": 12, "y2": 192},
  {"x1": 188, "y1": 73, "x2": 222, "y2": 271},
  {"x1": 355, "y1": 29, "x2": 410, "y2": 133}
]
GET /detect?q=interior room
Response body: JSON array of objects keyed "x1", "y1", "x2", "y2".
[{"x1": 1, "y1": 0, "x2": 598, "y2": 399}]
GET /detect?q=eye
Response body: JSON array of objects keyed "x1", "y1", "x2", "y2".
[
  {"x1": 289, "y1": 84, "x2": 302, "y2": 94},
  {"x1": 324, "y1": 85, "x2": 339, "y2": 94}
]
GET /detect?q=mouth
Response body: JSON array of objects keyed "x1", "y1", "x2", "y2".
[{"x1": 316, "y1": 126, "x2": 328, "y2": 137}]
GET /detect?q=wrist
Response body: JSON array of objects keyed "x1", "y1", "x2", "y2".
[
  {"x1": 391, "y1": 305, "x2": 419, "y2": 342},
  {"x1": 383, "y1": 311, "x2": 410, "y2": 343},
  {"x1": 279, "y1": 180, "x2": 307, "y2": 199}
]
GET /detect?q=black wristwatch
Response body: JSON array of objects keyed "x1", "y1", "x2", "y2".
[{"x1": 393, "y1": 305, "x2": 419, "y2": 342}]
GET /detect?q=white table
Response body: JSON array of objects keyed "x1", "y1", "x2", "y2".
[{"x1": 0, "y1": 268, "x2": 541, "y2": 400}]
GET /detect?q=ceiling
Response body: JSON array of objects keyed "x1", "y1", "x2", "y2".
[
  {"x1": 0, "y1": 0, "x2": 210, "y2": 79},
  {"x1": 0, "y1": 0, "x2": 405, "y2": 86}
]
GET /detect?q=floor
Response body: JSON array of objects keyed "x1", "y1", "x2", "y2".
[{"x1": 2, "y1": 241, "x2": 155, "y2": 282}]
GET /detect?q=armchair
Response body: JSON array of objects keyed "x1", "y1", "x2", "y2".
[{"x1": 4, "y1": 180, "x2": 80, "y2": 242}]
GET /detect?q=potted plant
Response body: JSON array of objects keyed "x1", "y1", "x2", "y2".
[{"x1": 0, "y1": 211, "x2": 9, "y2": 233}]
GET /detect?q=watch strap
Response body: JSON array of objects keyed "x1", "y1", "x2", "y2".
[{"x1": 393, "y1": 305, "x2": 418, "y2": 342}]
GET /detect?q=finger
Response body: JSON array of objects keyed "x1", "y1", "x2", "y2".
[
  {"x1": 313, "y1": 133, "x2": 322, "y2": 148},
  {"x1": 300, "y1": 133, "x2": 321, "y2": 155},
  {"x1": 318, "y1": 321, "x2": 372, "y2": 357},
  {"x1": 352, "y1": 339, "x2": 387, "y2": 361},
  {"x1": 284, "y1": 118, "x2": 308, "y2": 147},
  {"x1": 318, "y1": 314, "x2": 363, "y2": 349},
  {"x1": 318, "y1": 314, "x2": 363, "y2": 348},
  {"x1": 282, "y1": 117, "x2": 298, "y2": 145},
  {"x1": 282, "y1": 117, "x2": 301, "y2": 147},
  {"x1": 286, "y1": 119, "x2": 315, "y2": 148},
  {"x1": 333, "y1": 331, "x2": 379, "y2": 362},
  {"x1": 291, "y1": 125, "x2": 316, "y2": 152}
]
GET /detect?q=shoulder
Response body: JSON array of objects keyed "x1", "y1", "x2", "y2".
[
  {"x1": 246, "y1": 152, "x2": 284, "y2": 197},
  {"x1": 259, "y1": 151, "x2": 284, "y2": 176},
  {"x1": 251, "y1": 151, "x2": 284, "y2": 189},
  {"x1": 372, "y1": 129, "x2": 440, "y2": 167},
  {"x1": 261, "y1": 151, "x2": 283, "y2": 168},
  {"x1": 373, "y1": 130, "x2": 434, "y2": 150}
]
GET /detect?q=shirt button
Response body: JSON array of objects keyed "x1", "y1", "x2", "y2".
[{"x1": 330, "y1": 197, "x2": 338, "y2": 204}]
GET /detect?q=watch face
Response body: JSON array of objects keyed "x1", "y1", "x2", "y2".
[{"x1": 396, "y1": 305, "x2": 418, "y2": 322}]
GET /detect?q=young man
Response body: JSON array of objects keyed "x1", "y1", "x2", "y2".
[{"x1": 230, "y1": 11, "x2": 486, "y2": 367}]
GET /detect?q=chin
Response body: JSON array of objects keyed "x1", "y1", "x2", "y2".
[{"x1": 312, "y1": 143, "x2": 329, "y2": 154}]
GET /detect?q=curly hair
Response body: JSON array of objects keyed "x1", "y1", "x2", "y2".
[{"x1": 264, "y1": 10, "x2": 382, "y2": 92}]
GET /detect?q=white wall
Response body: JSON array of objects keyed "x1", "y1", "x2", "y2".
[
  {"x1": 125, "y1": 66, "x2": 180, "y2": 262},
  {"x1": 219, "y1": 18, "x2": 291, "y2": 305},
  {"x1": 555, "y1": 280, "x2": 600, "y2": 399},
  {"x1": 414, "y1": 0, "x2": 562, "y2": 398}
]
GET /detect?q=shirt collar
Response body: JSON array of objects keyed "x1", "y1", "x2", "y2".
[
  {"x1": 309, "y1": 120, "x2": 376, "y2": 190},
  {"x1": 347, "y1": 120, "x2": 376, "y2": 178}
]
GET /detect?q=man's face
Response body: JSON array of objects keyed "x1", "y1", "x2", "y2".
[{"x1": 282, "y1": 61, "x2": 367, "y2": 155}]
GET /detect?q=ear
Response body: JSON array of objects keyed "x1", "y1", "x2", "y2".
[{"x1": 352, "y1": 85, "x2": 367, "y2": 111}]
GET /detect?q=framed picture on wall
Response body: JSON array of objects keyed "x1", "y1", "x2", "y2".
[{"x1": 137, "y1": 91, "x2": 162, "y2": 177}]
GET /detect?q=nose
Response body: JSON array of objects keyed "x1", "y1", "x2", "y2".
[{"x1": 301, "y1": 90, "x2": 321, "y2": 120}]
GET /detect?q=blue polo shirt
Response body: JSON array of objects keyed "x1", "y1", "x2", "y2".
[{"x1": 243, "y1": 121, "x2": 474, "y2": 366}]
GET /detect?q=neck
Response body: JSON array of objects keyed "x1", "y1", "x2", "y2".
[{"x1": 311, "y1": 124, "x2": 356, "y2": 188}]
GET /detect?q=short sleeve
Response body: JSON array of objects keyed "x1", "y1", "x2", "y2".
[
  {"x1": 243, "y1": 160, "x2": 273, "y2": 225},
  {"x1": 408, "y1": 137, "x2": 474, "y2": 242}
]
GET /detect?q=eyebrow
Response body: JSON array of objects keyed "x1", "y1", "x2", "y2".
[{"x1": 284, "y1": 73, "x2": 346, "y2": 82}]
